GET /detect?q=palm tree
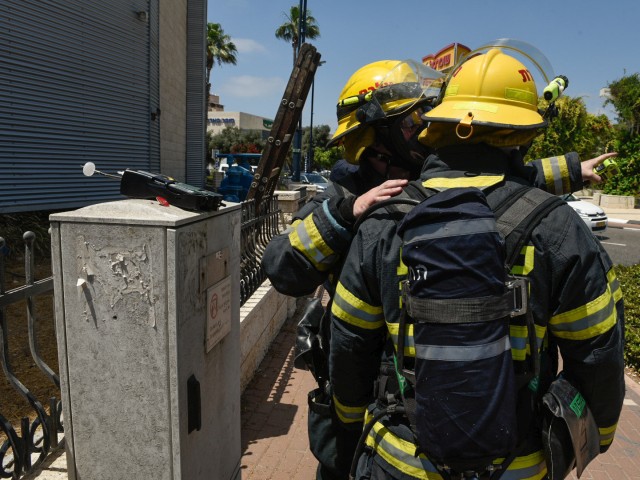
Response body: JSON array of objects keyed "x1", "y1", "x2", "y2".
[
  {"x1": 274, "y1": 5, "x2": 320, "y2": 65},
  {"x1": 206, "y1": 23, "x2": 238, "y2": 102}
]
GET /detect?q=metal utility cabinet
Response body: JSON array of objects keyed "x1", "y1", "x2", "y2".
[{"x1": 50, "y1": 199, "x2": 242, "y2": 480}]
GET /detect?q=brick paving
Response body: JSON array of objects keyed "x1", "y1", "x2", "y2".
[
  {"x1": 240, "y1": 303, "x2": 319, "y2": 480},
  {"x1": 241, "y1": 299, "x2": 640, "y2": 480}
]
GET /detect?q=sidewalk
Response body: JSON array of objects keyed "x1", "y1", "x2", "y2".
[
  {"x1": 27, "y1": 297, "x2": 640, "y2": 480},
  {"x1": 587, "y1": 202, "x2": 640, "y2": 229}
]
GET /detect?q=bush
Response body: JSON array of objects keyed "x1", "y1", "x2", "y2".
[{"x1": 616, "y1": 264, "x2": 640, "y2": 371}]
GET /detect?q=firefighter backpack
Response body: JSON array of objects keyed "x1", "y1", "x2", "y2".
[{"x1": 394, "y1": 185, "x2": 563, "y2": 478}]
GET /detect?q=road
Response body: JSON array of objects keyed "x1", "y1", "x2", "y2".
[{"x1": 597, "y1": 225, "x2": 640, "y2": 266}]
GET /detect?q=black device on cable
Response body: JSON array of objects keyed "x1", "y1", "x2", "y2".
[{"x1": 82, "y1": 162, "x2": 224, "y2": 212}]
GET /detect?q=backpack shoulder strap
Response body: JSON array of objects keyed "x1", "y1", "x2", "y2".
[
  {"x1": 382, "y1": 182, "x2": 432, "y2": 215},
  {"x1": 352, "y1": 182, "x2": 434, "y2": 231},
  {"x1": 492, "y1": 186, "x2": 565, "y2": 269}
]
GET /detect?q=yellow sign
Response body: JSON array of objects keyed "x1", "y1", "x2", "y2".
[{"x1": 422, "y1": 43, "x2": 471, "y2": 72}]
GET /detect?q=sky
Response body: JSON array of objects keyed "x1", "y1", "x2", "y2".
[{"x1": 207, "y1": 0, "x2": 639, "y2": 135}]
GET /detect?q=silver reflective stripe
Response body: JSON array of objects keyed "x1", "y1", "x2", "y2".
[
  {"x1": 415, "y1": 335, "x2": 511, "y2": 361},
  {"x1": 403, "y1": 218, "x2": 498, "y2": 242},
  {"x1": 294, "y1": 222, "x2": 326, "y2": 265},
  {"x1": 549, "y1": 157, "x2": 564, "y2": 195}
]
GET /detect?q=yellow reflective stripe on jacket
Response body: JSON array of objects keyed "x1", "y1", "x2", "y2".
[
  {"x1": 599, "y1": 423, "x2": 617, "y2": 446},
  {"x1": 365, "y1": 420, "x2": 441, "y2": 479},
  {"x1": 365, "y1": 419, "x2": 547, "y2": 480},
  {"x1": 422, "y1": 175, "x2": 504, "y2": 190},
  {"x1": 332, "y1": 282, "x2": 384, "y2": 330},
  {"x1": 510, "y1": 245, "x2": 534, "y2": 276},
  {"x1": 387, "y1": 322, "x2": 415, "y2": 357},
  {"x1": 333, "y1": 395, "x2": 366, "y2": 424},
  {"x1": 540, "y1": 155, "x2": 570, "y2": 195},
  {"x1": 509, "y1": 324, "x2": 547, "y2": 361},
  {"x1": 549, "y1": 276, "x2": 618, "y2": 340},
  {"x1": 288, "y1": 217, "x2": 336, "y2": 272}
]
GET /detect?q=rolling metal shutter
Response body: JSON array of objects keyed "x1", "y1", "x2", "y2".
[
  {"x1": 185, "y1": 0, "x2": 206, "y2": 186},
  {"x1": 0, "y1": 0, "x2": 160, "y2": 213}
]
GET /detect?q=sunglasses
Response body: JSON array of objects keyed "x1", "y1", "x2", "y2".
[{"x1": 399, "y1": 108, "x2": 426, "y2": 130}]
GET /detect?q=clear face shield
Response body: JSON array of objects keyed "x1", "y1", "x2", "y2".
[
  {"x1": 357, "y1": 60, "x2": 445, "y2": 127},
  {"x1": 353, "y1": 61, "x2": 446, "y2": 174},
  {"x1": 439, "y1": 38, "x2": 567, "y2": 119}
]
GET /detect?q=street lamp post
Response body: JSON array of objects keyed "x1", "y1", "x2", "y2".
[
  {"x1": 292, "y1": 0, "x2": 308, "y2": 182},
  {"x1": 308, "y1": 60, "x2": 325, "y2": 173},
  {"x1": 308, "y1": 80, "x2": 315, "y2": 173}
]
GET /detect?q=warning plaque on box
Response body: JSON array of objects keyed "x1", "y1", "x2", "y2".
[{"x1": 206, "y1": 276, "x2": 231, "y2": 353}]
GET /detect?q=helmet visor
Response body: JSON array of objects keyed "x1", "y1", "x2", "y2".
[
  {"x1": 472, "y1": 38, "x2": 555, "y2": 84},
  {"x1": 438, "y1": 38, "x2": 557, "y2": 104},
  {"x1": 358, "y1": 60, "x2": 444, "y2": 124}
]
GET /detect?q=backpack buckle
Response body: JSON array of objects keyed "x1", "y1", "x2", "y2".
[{"x1": 507, "y1": 276, "x2": 529, "y2": 317}]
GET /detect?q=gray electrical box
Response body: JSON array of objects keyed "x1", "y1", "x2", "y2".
[{"x1": 50, "y1": 199, "x2": 242, "y2": 480}]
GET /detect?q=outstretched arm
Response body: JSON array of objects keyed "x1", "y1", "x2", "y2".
[{"x1": 580, "y1": 152, "x2": 618, "y2": 184}]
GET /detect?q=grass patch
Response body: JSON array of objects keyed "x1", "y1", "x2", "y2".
[{"x1": 616, "y1": 264, "x2": 640, "y2": 372}]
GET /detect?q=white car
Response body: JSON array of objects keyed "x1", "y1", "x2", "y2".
[
  {"x1": 560, "y1": 193, "x2": 608, "y2": 232},
  {"x1": 300, "y1": 172, "x2": 330, "y2": 192}
]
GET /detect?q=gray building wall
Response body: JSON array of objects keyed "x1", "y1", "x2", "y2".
[{"x1": 0, "y1": 0, "x2": 205, "y2": 213}]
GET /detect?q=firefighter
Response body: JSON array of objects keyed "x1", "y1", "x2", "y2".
[
  {"x1": 264, "y1": 59, "x2": 437, "y2": 480},
  {"x1": 262, "y1": 58, "x2": 616, "y2": 480},
  {"x1": 328, "y1": 48, "x2": 625, "y2": 480}
]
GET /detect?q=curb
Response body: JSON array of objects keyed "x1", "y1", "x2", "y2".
[{"x1": 608, "y1": 218, "x2": 640, "y2": 229}]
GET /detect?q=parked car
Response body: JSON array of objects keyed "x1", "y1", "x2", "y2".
[
  {"x1": 560, "y1": 193, "x2": 608, "y2": 232},
  {"x1": 300, "y1": 172, "x2": 330, "y2": 192}
]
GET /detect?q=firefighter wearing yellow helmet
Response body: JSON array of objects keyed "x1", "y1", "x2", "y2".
[
  {"x1": 261, "y1": 50, "x2": 620, "y2": 480},
  {"x1": 327, "y1": 59, "x2": 443, "y2": 178},
  {"x1": 325, "y1": 46, "x2": 624, "y2": 480}
]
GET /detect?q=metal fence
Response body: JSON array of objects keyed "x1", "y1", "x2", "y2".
[
  {"x1": 0, "y1": 233, "x2": 63, "y2": 479},
  {"x1": 240, "y1": 197, "x2": 284, "y2": 305},
  {"x1": 0, "y1": 196, "x2": 284, "y2": 478}
]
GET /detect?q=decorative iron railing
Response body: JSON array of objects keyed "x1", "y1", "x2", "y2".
[
  {"x1": 0, "y1": 233, "x2": 63, "y2": 479},
  {"x1": 0, "y1": 196, "x2": 284, "y2": 477},
  {"x1": 240, "y1": 197, "x2": 284, "y2": 305}
]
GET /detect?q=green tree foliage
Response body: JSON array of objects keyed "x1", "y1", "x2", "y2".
[
  {"x1": 602, "y1": 130, "x2": 640, "y2": 196},
  {"x1": 208, "y1": 126, "x2": 265, "y2": 154},
  {"x1": 275, "y1": 5, "x2": 320, "y2": 65},
  {"x1": 301, "y1": 124, "x2": 342, "y2": 171},
  {"x1": 526, "y1": 96, "x2": 616, "y2": 161},
  {"x1": 206, "y1": 23, "x2": 237, "y2": 94},
  {"x1": 598, "y1": 74, "x2": 640, "y2": 197},
  {"x1": 605, "y1": 73, "x2": 640, "y2": 136},
  {"x1": 206, "y1": 23, "x2": 238, "y2": 164},
  {"x1": 208, "y1": 123, "x2": 342, "y2": 173}
]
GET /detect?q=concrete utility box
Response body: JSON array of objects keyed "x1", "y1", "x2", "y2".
[{"x1": 50, "y1": 199, "x2": 242, "y2": 480}]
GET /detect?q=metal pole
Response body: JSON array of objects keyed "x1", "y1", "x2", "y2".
[
  {"x1": 308, "y1": 79, "x2": 314, "y2": 173},
  {"x1": 292, "y1": 0, "x2": 307, "y2": 182},
  {"x1": 307, "y1": 60, "x2": 324, "y2": 173}
]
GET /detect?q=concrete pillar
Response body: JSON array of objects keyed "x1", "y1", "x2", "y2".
[{"x1": 50, "y1": 199, "x2": 242, "y2": 480}]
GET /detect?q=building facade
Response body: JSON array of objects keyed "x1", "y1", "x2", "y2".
[
  {"x1": 207, "y1": 111, "x2": 274, "y2": 140},
  {"x1": 0, "y1": 0, "x2": 207, "y2": 213}
]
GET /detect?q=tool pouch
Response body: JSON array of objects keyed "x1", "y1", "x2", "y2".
[
  {"x1": 294, "y1": 298, "x2": 328, "y2": 384},
  {"x1": 308, "y1": 387, "x2": 361, "y2": 479},
  {"x1": 541, "y1": 374, "x2": 600, "y2": 479}
]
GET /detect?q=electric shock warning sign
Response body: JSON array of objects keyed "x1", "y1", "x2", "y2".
[{"x1": 206, "y1": 275, "x2": 231, "y2": 352}]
